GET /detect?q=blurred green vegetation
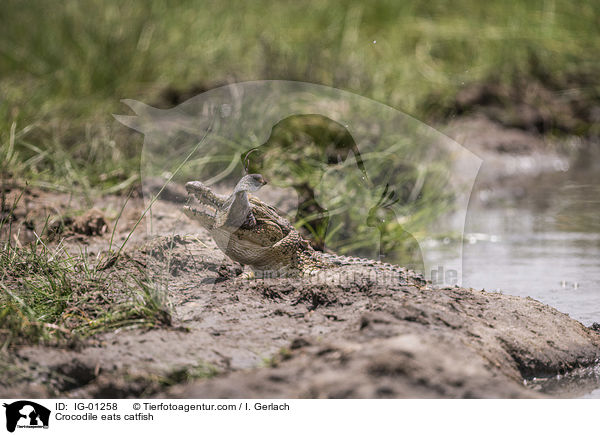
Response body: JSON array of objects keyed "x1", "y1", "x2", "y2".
[{"x1": 1, "y1": 0, "x2": 598, "y2": 193}]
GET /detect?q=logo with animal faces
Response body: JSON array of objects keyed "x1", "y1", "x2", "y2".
[{"x1": 3, "y1": 401, "x2": 50, "y2": 432}]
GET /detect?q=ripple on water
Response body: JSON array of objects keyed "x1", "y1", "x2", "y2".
[{"x1": 455, "y1": 170, "x2": 600, "y2": 397}]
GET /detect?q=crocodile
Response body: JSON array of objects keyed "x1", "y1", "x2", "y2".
[{"x1": 183, "y1": 175, "x2": 426, "y2": 285}]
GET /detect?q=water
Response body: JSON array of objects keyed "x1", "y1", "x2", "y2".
[
  {"x1": 463, "y1": 213, "x2": 600, "y2": 326},
  {"x1": 459, "y1": 169, "x2": 600, "y2": 397}
]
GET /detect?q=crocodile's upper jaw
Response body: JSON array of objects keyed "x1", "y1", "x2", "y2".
[{"x1": 184, "y1": 180, "x2": 229, "y2": 230}]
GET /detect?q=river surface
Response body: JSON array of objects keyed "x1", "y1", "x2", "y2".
[{"x1": 459, "y1": 169, "x2": 600, "y2": 397}]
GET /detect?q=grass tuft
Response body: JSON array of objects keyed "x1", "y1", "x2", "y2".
[{"x1": 0, "y1": 196, "x2": 172, "y2": 348}]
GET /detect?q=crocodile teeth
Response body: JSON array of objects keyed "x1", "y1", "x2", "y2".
[{"x1": 183, "y1": 204, "x2": 215, "y2": 218}]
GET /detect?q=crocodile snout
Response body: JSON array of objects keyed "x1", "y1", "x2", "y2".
[{"x1": 185, "y1": 180, "x2": 208, "y2": 193}]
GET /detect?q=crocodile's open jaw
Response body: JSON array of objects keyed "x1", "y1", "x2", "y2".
[
  {"x1": 183, "y1": 181, "x2": 226, "y2": 229},
  {"x1": 183, "y1": 201, "x2": 216, "y2": 224}
]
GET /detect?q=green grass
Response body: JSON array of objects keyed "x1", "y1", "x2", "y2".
[
  {"x1": 0, "y1": 213, "x2": 172, "y2": 348},
  {"x1": 1, "y1": 0, "x2": 598, "y2": 194}
]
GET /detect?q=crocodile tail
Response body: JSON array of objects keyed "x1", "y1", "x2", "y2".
[{"x1": 319, "y1": 253, "x2": 379, "y2": 267}]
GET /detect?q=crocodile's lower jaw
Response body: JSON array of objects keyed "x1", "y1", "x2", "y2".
[{"x1": 183, "y1": 205, "x2": 216, "y2": 230}]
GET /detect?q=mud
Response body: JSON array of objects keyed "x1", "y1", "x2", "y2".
[
  {"x1": 1, "y1": 186, "x2": 599, "y2": 399},
  {"x1": 447, "y1": 75, "x2": 600, "y2": 136},
  {"x1": 443, "y1": 115, "x2": 573, "y2": 202}
]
